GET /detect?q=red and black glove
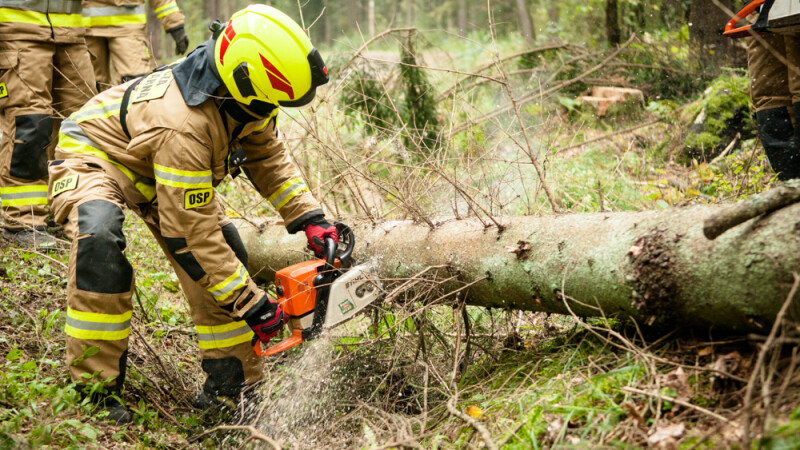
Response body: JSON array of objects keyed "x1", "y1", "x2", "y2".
[
  {"x1": 243, "y1": 296, "x2": 286, "y2": 343},
  {"x1": 304, "y1": 217, "x2": 338, "y2": 258}
]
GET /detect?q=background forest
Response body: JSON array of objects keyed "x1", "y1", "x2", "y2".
[{"x1": 3, "y1": 0, "x2": 800, "y2": 448}]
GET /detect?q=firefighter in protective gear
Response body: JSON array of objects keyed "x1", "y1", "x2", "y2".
[
  {"x1": 0, "y1": 0, "x2": 97, "y2": 248},
  {"x1": 82, "y1": 0, "x2": 187, "y2": 91},
  {"x1": 49, "y1": 4, "x2": 333, "y2": 420},
  {"x1": 742, "y1": 0, "x2": 800, "y2": 179}
]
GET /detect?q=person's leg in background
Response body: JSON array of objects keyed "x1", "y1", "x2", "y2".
[
  {"x1": 748, "y1": 32, "x2": 800, "y2": 180},
  {"x1": 0, "y1": 40, "x2": 56, "y2": 246},
  {"x1": 108, "y1": 35, "x2": 152, "y2": 83},
  {"x1": 85, "y1": 36, "x2": 111, "y2": 92}
]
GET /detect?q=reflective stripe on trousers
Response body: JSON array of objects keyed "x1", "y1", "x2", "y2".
[
  {"x1": 0, "y1": 185, "x2": 48, "y2": 207},
  {"x1": 65, "y1": 307, "x2": 132, "y2": 340}
]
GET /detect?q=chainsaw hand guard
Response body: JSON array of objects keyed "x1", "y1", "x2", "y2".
[{"x1": 724, "y1": 0, "x2": 765, "y2": 38}]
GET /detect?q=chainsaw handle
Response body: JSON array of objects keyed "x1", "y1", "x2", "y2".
[
  {"x1": 323, "y1": 237, "x2": 337, "y2": 270},
  {"x1": 724, "y1": 0, "x2": 764, "y2": 38}
]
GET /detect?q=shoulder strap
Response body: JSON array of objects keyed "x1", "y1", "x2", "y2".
[{"x1": 120, "y1": 77, "x2": 145, "y2": 140}]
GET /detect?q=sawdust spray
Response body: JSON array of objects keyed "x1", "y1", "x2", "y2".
[{"x1": 252, "y1": 333, "x2": 342, "y2": 447}]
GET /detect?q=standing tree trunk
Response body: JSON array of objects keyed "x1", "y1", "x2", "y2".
[
  {"x1": 367, "y1": 0, "x2": 375, "y2": 37},
  {"x1": 206, "y1": 0, "x2": 218, "y2": 22},
  {"x1": 689, "y1": 0, "x2": 745, "y2": 69},
  {"x1": 548, "y1": 6, "x2": 558, "y2": 24},
  {"x1": 237, "y1": 199, "x2": 800, "y2": 332},
  {"x1": 146, "y1": 2, "x2": 162, "y2": 62},
  {"x1": 406, "y1": 0, "x2": 415, "y2": 26},
  {"x1": 515, "y1": 0, "x2": 535, "y2": 47},
  {"x1": 458, "y1": 0, "x2": 467, "y2": 37},
  {"x1": 606, "y1": 0, "x2": 621, "y2": 46}
]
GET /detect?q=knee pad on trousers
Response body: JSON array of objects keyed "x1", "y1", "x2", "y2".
[
  {"x1": 164, "y1": 237, "x2": 206, "y2": 281},
  {"x1": 11, "y1": 114, "x2": 52, "y2": 180},
  {"x1": 76, "y1": 200, "x2": 133, "y2": 293},
  {"x1": 756, "y1": 107, "x2": 800, "y2": 180},
  {"x1": 201, "y1": 357, "x2": 246, "y2": 397},
  {"x1": 221, "y1": 223, "x2": 248, "y2": 267}
]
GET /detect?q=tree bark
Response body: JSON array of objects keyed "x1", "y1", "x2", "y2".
[
  {"x1": 458, "y1": 0, "x2": 467, "y2": 37},
  {"x1": 548, "y1": 6, "x2": 558, "y2": 24},
  {"x1": 206, "y1": 0, "x2": 218, "y2": 21},
  {"x1": 406, "y1": 0, "x2": 415, "y2": 27},
  {"x1": 606, "y1": 0, "x2": 621, "y2": 47},
  {"x1": 237, "y1": 201, "x2": 800, "y2": 333},
  {"x1": 146, "y1": 2, "x2": 162, "y2": 62},
  {"x1": 367, "y1": 0, "x2": 375, "y2": 37},
  {"x1": 515, "y1": 0, "x2": 535, "y2": 47}
]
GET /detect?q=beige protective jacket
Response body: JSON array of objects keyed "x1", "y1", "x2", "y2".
[
  {"x1": 57, "y1": 49, "x2": 323, "y2": 316},
  {"x1": 82, "y1": 0, "x2": 184, "y2": 37},
  {"x1": 0, "y1": 0, "x2": 85, "y2": 43}
]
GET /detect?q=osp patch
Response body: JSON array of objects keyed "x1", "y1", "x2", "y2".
[
  {"x1": 52, "y1": 175, "x2": 78, "y2": 197},
  {"x1": 184, "y1": 188, "x2": 213, "y2": 209}
]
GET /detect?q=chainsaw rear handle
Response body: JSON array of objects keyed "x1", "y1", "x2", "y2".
[
  {"x1": 724, "y1": 0, "x2": 765, "y2": 38},
  {"x1": 311, "y1": 221, "x2": 355, "y2": 269}
]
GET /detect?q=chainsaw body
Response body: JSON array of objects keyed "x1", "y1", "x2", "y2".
[{"x1": 253, "y1": 223, "x2": 380, "y2": 357}]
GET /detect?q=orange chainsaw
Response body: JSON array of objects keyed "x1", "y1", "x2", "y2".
[
  {"x1": 253, "y1": 222, "x2": 381, "y2": 357},
  {"x1": 724, "y1": 0, "x2": 800, "y2": 38}
]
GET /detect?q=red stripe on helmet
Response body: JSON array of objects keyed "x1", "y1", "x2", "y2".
[
  {"x1": 219, "y1": 22, "x2": 235, "y2": 64},
  {"x1": 260, "y1": 54, "x2": 294, "y2": 99}
]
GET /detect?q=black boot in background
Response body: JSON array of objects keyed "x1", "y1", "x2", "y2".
[
  {"x1": 76, "y1": 385, "x2": 132, "y2": 424},
  {"x1": 756, "y1": 106, "x2": 800, "y2": 180}
]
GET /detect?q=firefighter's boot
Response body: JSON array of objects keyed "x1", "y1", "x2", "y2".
[
  {"x1": 756, "y1": 107, "x2": 800, "y2": 180},
  {"x1": 2, "y1": 226, "x2": 58, "y2": 249}
]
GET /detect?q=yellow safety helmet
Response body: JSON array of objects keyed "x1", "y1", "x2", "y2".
[{"x1": 213, "y1": 4, "x2": 328, "y2": 107}]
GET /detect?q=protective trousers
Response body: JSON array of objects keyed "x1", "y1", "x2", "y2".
[
  {"x1": 85, "y1": 36, "x2": 151, "y2": 91},
  {"x1": 48, "y1": 155, "x2": 264, "y2": 397},
  {"x1": 0, "y1": 40, "x2": 95, "y2": 230},
  {"x1": 747, "y1": 32, "x2": 800, "y2": 179}
]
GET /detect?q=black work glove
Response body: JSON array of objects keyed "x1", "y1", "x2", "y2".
[
  {"x1": 168, "y1": 25, "x2": 189, "y2": 55},
  {"x1": 243, "y1": 296, "x2": 286, "y2": 343}
]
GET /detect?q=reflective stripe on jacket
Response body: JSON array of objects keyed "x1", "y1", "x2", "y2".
[
  {"x1": 0, "y1": 0, "x2": 84, "y2": 42},
  {"x1": 81, "y1": 0, "x2": 184, "y2": 36}
]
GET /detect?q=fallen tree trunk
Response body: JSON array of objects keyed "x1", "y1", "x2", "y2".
[{"x1": 235, "y1": 201, "x2": 800, "y2": 332}]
